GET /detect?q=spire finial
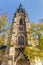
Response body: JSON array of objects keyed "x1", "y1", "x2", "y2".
[
  {"x1": 19, "y1": 3, "x2": 23, "y2": 9},
  {"x1": 15, "y1": 4, "x2": 26, "y2": 13}
]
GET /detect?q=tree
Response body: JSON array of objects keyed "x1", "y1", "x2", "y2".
[
  {"x1": 0, "y1": 14, "x2": 8, "y2": 46},
  {"x1": 23, "y1": 23, "x2": 43, "y2": 61}
]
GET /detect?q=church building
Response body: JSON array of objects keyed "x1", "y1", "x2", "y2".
[{"x1": 1, "y1": 4, "x2": 35, "y2": 65}]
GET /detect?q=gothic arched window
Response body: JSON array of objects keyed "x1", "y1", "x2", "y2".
[
  {"x1": 18, "y1": 36, "x2": 24, "y2": 45},
  {"x1": 19, "y1": 18, "x2": 23, "y2": 25}
]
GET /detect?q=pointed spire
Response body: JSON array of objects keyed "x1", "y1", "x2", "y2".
[
  {"x1": 19, "y1": 3, "x2": 23, "y2": 9},
  {"x1": 14, "y1": 4, "x2": 26, "y2": 17},
  {"x1": 17, "y1": 4, "x2": 25, "y2": 13}
]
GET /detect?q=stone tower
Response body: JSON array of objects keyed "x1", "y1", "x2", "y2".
[
  {"x1": 8, "y1": 4, "x2": 30, "y2": 65},
  {"x1": 1, "y1": 4, "x2": 35, "y2": 65},
  {"x1": 10, "y1": 4, "x2": 27, "y2": 47}
]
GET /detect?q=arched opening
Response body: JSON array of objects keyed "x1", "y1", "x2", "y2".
[
  {"x1": 18, "y1": 36, "x2": 24, "y2": 45},
  {"x1": 19, "y1": 18, "x2": 23, "y2": 25}
]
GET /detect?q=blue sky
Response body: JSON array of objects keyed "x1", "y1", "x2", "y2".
[{"x1": 0, "y1": 0, "x2": 43, "y2": 24}]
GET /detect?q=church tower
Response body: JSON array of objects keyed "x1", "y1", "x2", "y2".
[
  {"x1": 8, "y1": 4, "x2": 30, "y2": 65},
  {"x1": 10, "y1": 4, "x2": 27, "y2": 47},
  {"x1": 1, "y1": 4, "x2": 35, "y2": 65}
]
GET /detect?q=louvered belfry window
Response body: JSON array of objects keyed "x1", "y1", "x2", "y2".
[{"x1": 19, "y1": 18, "x2": 23, "y2": 25}]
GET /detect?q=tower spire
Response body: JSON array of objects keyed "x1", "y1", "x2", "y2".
[
  {"x1": 16, "y1": 3, "x2": 25, "y2": 13},
  {"x1": 19, "y1": 3, "x2": 23, "y2": 9}
]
